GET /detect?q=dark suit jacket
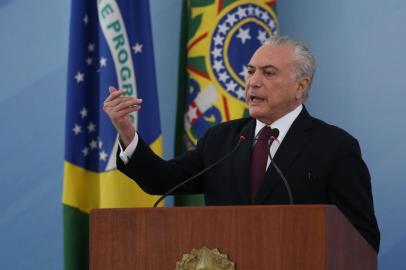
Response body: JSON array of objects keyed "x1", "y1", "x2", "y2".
[{"x1": 117, "y1": 107, "x2": 380, "y2": 252}]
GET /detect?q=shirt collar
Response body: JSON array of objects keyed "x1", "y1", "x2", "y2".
[{"x1": 254, "y1": 104, "x2": 303, "y2": 144}]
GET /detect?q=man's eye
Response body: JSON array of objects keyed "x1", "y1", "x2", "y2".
[
  {"x1": 247, "y1": 70, "x2": 254, "y2": 75},
  {"x1": 264, "y1": 71, "x2": 275, "y2": 76}
]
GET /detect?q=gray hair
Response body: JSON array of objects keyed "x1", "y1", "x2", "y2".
[{"x1": 264, "y1": 36, "x2": 316, "y2": 96}]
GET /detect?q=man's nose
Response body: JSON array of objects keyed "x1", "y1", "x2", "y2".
[{"x1": 247, "y1": 72, "x2": 262, "y2": 88}]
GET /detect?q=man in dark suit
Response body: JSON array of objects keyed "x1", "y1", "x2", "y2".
[{"x1": 103, "y1": 36, "x2": 380, "y2": 252}]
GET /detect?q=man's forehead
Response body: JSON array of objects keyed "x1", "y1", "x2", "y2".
[{"x1": 249, "y1": 44, "x2": 294, "y2": 66}]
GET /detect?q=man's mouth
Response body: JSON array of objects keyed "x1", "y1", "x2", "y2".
[{"x1": 249, "y1": 95, "x2": 265, "y2": 103}]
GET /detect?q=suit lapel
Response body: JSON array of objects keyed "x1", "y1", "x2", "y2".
[
  {"x1": 255, "y1": 107, "x2": 313, "y2": 203},
  {"x1": 232, "y1": 118, "x2": 256, "y2": 204}
]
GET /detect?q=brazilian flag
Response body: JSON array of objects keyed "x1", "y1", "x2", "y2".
[
  {"x1": 175, "y1": 0, "x2": 279, "y2": 205},
  {"x1": 62, "y1": 1, "x2": 163, "y2": 269}
]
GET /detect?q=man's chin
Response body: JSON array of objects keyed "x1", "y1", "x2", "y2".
[{"x1": 248, "y1": 109, "x2": 263, "y2": 119}]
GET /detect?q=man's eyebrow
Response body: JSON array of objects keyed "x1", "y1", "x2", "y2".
[{"x1": 247, "y1": 64, "x2": 279, "y2": 70}]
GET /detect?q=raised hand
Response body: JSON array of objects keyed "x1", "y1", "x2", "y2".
[{"x1": 103, "y1": 86, "x2": 142, "y2": 147}]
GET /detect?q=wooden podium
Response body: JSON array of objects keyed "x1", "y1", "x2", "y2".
[{"x1": 90, "y1": 205, "x2": 376, "y2": 269}]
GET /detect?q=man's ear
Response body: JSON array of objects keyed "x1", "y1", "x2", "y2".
[{"x1": 295, "y1": 77, "x2": 310, "y2": 100}]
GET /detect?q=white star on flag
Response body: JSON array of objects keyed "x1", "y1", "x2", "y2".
[
  {"x1": 74, "y1": 71, "x2": 85, "y2": 83},
  {"x1": 261, "y1": 12, "x2": 270, "y2": 22},
  {"x1": 83, "y1": 14, "x2": 89, "y2": 25},
  {"x1": 187, "y1": 105, "x2": 199, "y2": 123},
  {"x1": 88, "y1": 43, "x2": 95, "y2": 52},
  {"x1": 132, "y1": 43, "x2": 143, "y2": 54},
  {"x1": 86, "y1": 57, "x2": 92, "y2": 65},
  {"x1": 213, "y1": 34, "x2": 224, "y2": 46},
  {"x1": 226, "y1": 13, "x2": 237, "y2": 26},
  {"x1": 218, "y1": 72, "x2": 230, "y2": 83},
  {"x1": 72, "y1": 124, "x2": 82, "y2": 135},
  {"x1": 82, "y1": 147, "x2": 89, "y2": 156},
  {"x1": 80, "y1": 107, "x2": 88, "y2": 118},
  {"x1": 254, "y1": 7, "x2": 262, "y2": 17},
  {"x1": 236, "y1": 28, "x2": 251, "y2": 44},
  {"x1": 236, "y1": 7, "x2": 247, "y2": 19},
  {"x1": 218, "y1": 23, "x2": 229, "y2": 34},
  {"x1": 226, "y1": 81, "x2": 238, "y2": 92},
  {"x1": 211, "y1": 47, "x2": 222, "y2": 59},
  {"x1": 257, "y1": 30, "x2": 268, "y2": 44},
  {"x1": 97, "y1": 138, "x2": 103, "y2": 149},
  {"x1": 247, "y1": 6, "x2": 254, "y2": 15},
  {"x1": 239, "y1": 65, "x2": 249, "y2": 81},
  {"x1": 89, "y1": 139, "x2": 98, "y2": 149},
  {"x1": 236, "y1": 87, "x2": 246, "y2": 99},
  {"x1": 87, "y1": 122, "x2": 96, "y2": 133},
  {"x1": 99, "y1": 150, "x2": 108, "y2": 161},
  {"x1": 213, "y1": 60, "x2": 225, "y2": 73},
  {"x1": 99, "y1": 57, "x2": 107, "y2": 67}
]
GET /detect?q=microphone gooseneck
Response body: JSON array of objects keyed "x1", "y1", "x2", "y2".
[
  {"x1": 267, "y1": 128, "x2": 294, "y2": 204},
  {"x1": 153, "y1": 124, "x2": 251, "y2": 207}
]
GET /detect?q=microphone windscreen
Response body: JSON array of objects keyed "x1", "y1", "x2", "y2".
[
  {"x1": 240, "y1": 123, "x2": 252, "y2": 138},
  {"x1": 271, "y1": 128, "x2": 280, "y2": 139}
]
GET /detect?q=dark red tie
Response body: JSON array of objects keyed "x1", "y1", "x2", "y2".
[{"x1": 250, "y1": 126, "x2": 272, "y2": 201}]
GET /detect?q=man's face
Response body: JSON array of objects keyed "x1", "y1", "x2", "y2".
[{"x1": 245, "y1": 44, "x2": 307, "y2": 124}]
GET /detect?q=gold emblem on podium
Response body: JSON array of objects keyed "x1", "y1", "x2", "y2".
[{"x1": 175, "y1": 247, "x2": 235, "y2": 270}]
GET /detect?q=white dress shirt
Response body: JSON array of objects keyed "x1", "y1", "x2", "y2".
[{"x1": 253, "y1": 104, "x2": 303, "y2": 170}]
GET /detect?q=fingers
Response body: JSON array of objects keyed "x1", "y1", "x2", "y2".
[
  {"x1": 105, "y1": 86, "x2": 124, "y2": 102},
  {"x1": 103, "y1": 86, "x2": 143, "y2": 114}
]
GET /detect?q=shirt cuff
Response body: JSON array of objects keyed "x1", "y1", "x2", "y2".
[{"x1": 118, "y1": 132, "x2": 139, "y2": 164}]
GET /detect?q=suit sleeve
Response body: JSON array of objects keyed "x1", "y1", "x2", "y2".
[
  {"x1": 329, "y1": 136, "x2": 380, "y2": 252},
  {"x1": 116, "y1": 130, "x2": 213, "y2": 195}
]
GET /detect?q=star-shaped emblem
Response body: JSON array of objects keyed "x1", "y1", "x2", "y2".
[
  {"x1": 239, "y1": 65, "x2": 249, "y2": 81},
  {"x1": 218, "y1": 72, "x2": 230, "y2": 83},
  {"x1": 268, "y1": 20, "x2": 276, "y2": 29},
  {"x1": 218, "y1": 23, "x2": 229, "y2": 35},
  {"x1": 187, "y1": 105, "x2": 199, "y2": 123},
  {"x1": 254, "y1": 7, "x2": 262, "y2": 18},
  {"x1": 236, "y1": 87, "x2": 246, "y2": 99},
  {"x1": 236, "y1": 7, "x2": 247, "y2": 19},
  {"x1": 74, "y1": 71, "x2": 85, "y2": 83},
  {"x1": 213, "y1": 60, "x2": 225, "y2": 73},
  {"x1": 82, "y1": 147, "x2": 89, "y2": 156},
  {"x1": 86, "y1": 57, "x2": 92, "y2": 66},
  {"x1": 89, "y1": 139, "x2": 98, "y2": 149},
  {"x1": 88, "y1": 43, "x2": 95, "y2": 52},
  {"x1": 226, "y1": 13, "x2": 237, "y2": 26},
  {"x1": 99, "y1": 57, "x2": 107, "y2": 67},
  {"x1": 80, "y1": 107, "x2": 88, "y2": 118},
  {"x1": 257, "y1": 30, "x2": 268, "y2": 44},
  {"x1": 213, "y1": 34, "x2": 224, "y2": 46},
  {"x1": 83, "y1": 14, "x2": 89, "y2": 25},
  {"x1": 261, "y1": 12, "x2": 270, "y2": 22},
  {"x1": 132, "y1": 43, "x2": 143, "y2": 54},
  {"x1": 87, "y1": 122, "x2": 96, "y2": 133},
  {"x1": 99, "y1": 150, "x2": 108, "y2": 161},
  {"x1": 236, "y1": 27, "x2": 251, "y2": 44},
  {"x1": 226, "y1": 81, "x2": 237, "y2": 92},
  {"x1": 211, "y1": 47, "x2": 222, "y2": 59},
  {"x1": 72, "y1": 124, "x2": 82, "y2": 135},
  {"x1": 247, "y1": 6, "x2": 254, "y2": 15},
  {"x1": 97, "y1": 138, "x2": 103, "y2": 149}
]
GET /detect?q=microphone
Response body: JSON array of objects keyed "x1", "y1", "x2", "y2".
[
  {"x1": 267, "y1": 128, "x2": 294, "y2": 204},
  {"x1": 153, "y1": 124, "x2": 252, "y2": 207}
]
